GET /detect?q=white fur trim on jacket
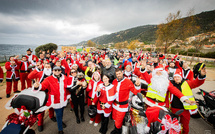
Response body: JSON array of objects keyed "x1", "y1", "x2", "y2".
[{"x1": 180, "y1": 96, "x2": 188, "y2": 103}]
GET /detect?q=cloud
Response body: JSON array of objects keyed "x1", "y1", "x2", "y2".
[{"x1": 0, "y1": 0, "x2": 215, "y2": 44}]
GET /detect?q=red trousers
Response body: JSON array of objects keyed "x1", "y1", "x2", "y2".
[
  {"x1": 171, "y1": 107, "x2": 190, "y2": 134},
  {"x1": 87, "y1": 98, "x2": 101, "y2": 123},
  {"x1": 37, "y1": 108, "x2": 55, "y2": 126},
  {"x1": 6, "y1": 80, "x2": 18, "y2": 94},
  {"x1": 20, "y1": 72, "x2": 32, "y2": 90},
  {"x1": 112, "y1": 108, "x2": 126, "y2": 129}
]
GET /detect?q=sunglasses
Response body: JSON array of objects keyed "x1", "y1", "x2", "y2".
[
  {"x1": 71, "y1": 71, "x2": 76, "y2": 73},
  {"x1": 54, "y1": 69, "x2": 61, "y2": 72}
]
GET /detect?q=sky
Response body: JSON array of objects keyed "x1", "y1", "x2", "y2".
[{"x1": 0, "y1": 0, "x2": 214, "y2": 45}]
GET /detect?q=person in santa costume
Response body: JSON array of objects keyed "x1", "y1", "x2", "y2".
[
  {"x1": 92, "y1": 74, "x2": 116, "y2": 134},
  {"x1": 28, "y1": 63, "x2": 56, "y2": 132},
  {"x1": 67, "y1": 71, "x2": 87, "y2": 124},
  {"x1": 14, "y1": 55, "x2": 32, "y2": 91},
  {"x1": 134, "y1": 60, "x2": 196, "y2": 133},
  {"x1": 25, "y1": 48, "x2": 38, "y2": 63},
  {"x1": 0, "y1": 66, "x2": 4, "y2": 99},
  {"x1": 175, "y1": 58, "x2": 194, "y2": 81},
  {"x1": 111, "y1": 68, "x2": 141, "y2": 134},
  {"x1": 5, "y1": 56, "x2": 20, "y2": 98},
  {"x1": 169, "y1": 68, "x2": 206, "y2": 134},
  {"x1": 86, "y1": 71, "x2": 103, "y2": 126},
  {"x1": 33, "y1": 66, "x2": 71, "y2": 134}
]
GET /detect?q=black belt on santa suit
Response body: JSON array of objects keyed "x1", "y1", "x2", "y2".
[
  {"x1": 114, "y1": 100, "x2": 128, "y2": 105},
  {"x1": 88, "y1": 96, "x2": 94, "y2": 101},
  {"x1": 20, "y1": 70, "x2": 30, "y2": 73}
]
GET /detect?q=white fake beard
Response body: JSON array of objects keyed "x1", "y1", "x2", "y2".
[
  {"x1": 150, "y1": 70, "x2": 169, "y2": 95},
  {"x1": 44, "y1": 68, "x2": 52, "y2": 76}
]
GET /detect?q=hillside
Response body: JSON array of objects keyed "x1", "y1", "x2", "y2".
[{"x1": 78, "y1": 9, "x2": 215, "y2": 46}]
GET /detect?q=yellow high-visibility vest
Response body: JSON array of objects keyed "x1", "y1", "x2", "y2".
[
  {"x1": 146, "y1": 83, "x2": 166, "y2": 102},
  {"x1": 181, "y1": 81, "x2": 197, "y2": 110},
  {"x1": 85, "y1": 67, "x2": 95, "y2": 83}
]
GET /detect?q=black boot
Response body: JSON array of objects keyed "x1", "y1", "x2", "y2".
[
  {"x1": 110, "y1": 126, "x2": 122, "y2": 134},
  {"x1": 76, "y1": 117, "x2": 80, "y2": 124},
  {"x1": 58, "y1": 130, "x2": 64, "y2": 134},
  {"x1": 38, "y1": 125, "x2": 43, "y2": 132},
  {"x1": 81, "y1": 116, "x2": 85, "y2": 122},
  {"x1": 50, "y1": 117, "x2": 57, "y2": 122}
]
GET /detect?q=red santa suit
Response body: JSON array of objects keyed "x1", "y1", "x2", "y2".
[
  {"x1": 86, "y1": 72, "x2": 103, "y2": 123},
  {"x1": 28, "y1": 68, "x2": 55, "y2": 127},
  {"x1": 112, "y1": 77, "x2": 140, "y2": 129},
  {"x1": 32, "y1": 74, "x2": 71, "y2": 109},
  {"x1": 175, "y1": 60, "x2": 194, "y2": 81},
  {"x1": 14, "y1": 58, "x2": 32, "y2": 90},
  {"x1": 26, "y1": 54, "x2": 38, "y2": 63},
  {"x1": 5, "y1": 62, "x2": 20, "y2": 95},
  {"x1": 93, "y1": 84, "x2": 116, "y2": 117}
]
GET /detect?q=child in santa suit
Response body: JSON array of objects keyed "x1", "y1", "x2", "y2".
[
  {"x1": 170, "y1": 68, "x2": 206, "y2": 134},
  {"x1": 5, "y1": 56, "x2": 20, "y2": 98},
  {"x1": 86, "y1": 71, "x2": 103, "y2": 126},
  {"x1": 92, "y1": 74, "x2": 116, "y2": 134}
]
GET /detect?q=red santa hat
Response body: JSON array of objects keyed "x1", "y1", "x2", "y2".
[
  {"x1": 173, "y1": 69, "x2": 182, "y2": 80},
  {"x1": 154, "y1": 64, "x2": 164, "y2": 71}
]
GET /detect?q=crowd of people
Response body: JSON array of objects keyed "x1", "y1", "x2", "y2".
[{"x1": 0, "y1": 48, "x2": 206, "y2": 134}]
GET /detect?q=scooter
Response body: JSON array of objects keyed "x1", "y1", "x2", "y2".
[{"x1": 194, "y1": 88, "x2": 215, "y2": 129}]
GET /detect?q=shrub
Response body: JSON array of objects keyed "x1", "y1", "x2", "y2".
[{"x1": 35, "y1": 43, "x2": 58, "y2": 57}]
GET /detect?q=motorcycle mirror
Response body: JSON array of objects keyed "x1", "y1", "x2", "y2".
[
  {"x1": 174, "y1": 109, "x2": 184, "y2": 116},
  {"x1": 137, "y1": 93, "x2": 143, "y2": 103}
]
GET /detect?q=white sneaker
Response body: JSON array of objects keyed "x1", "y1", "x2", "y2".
[
  {"x1": 94, "y1": 123, "x2": 98, "y2": 126},
  {"x1": 89, "y1": 120, "x2": 93, "y2": 124}
]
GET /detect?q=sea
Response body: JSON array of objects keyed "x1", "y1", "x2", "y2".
[{"x1": 0, "y1": 44, "x2": 62, "y2": 62}]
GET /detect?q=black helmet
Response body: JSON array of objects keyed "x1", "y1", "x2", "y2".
[
  {"x1": 88, "y1": 105, "x2": 97, "y2": 118},
  {"x1": 193, "y1": 62, "x2": 205, "y2": 78}
]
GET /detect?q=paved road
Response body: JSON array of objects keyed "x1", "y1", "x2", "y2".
[{"x1": 34, "y1": 81, "x2": 215, "y2": 134}]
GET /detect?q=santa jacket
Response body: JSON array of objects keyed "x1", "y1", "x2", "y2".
[
  {"x1": 25, "y1": 54, "x2": 38, "y2": 63},
  {"x1": 86, "y1": 79, "x2": 103, "y2": 99},
  {"x1": 112, "y1": 78, "x2": 140, "y2": 112},
  {"x1": 93, "y1": 84, "x2": 116, "y2": 117},
  {"x1": 28, "y1": 68, "x2": 48, "y2": 83},
  {"x1": 33, "y1": 74, "x2": 71, "y2": 109},
  {"x1": 5, "y1": 61, "x2": 20, "y2": 80},
  {"x1": 14, "y1": 59, "x2": 30, "y2": 72},
  {"x1": 175, "y1": 60, "x2": 194, "y2": 81}
]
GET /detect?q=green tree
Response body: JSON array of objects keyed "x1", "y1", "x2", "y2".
[{"x1": 35, "y1": 43, "x2": 58, "y2": 57}]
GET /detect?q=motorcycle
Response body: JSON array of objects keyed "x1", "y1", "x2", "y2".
[
  {"x1": 122, "y1": 93, "x2": 183, "y2": 134},
  {"x1": 194, "y1": 88, "x2": 215, "y2": 129}
]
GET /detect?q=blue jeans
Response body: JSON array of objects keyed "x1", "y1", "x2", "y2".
[{"x1": 54, "y1": 107, "x2": 64, "y2": 131}]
